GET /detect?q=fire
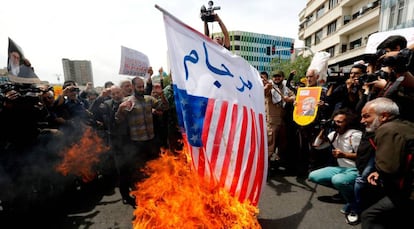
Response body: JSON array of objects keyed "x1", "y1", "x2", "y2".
[
  {"x1": 131, "y1": 145, "x2": 261, "y2": 229},
  {"x1": 56, "y1": 127, "x2": 109, "y2": 182}
]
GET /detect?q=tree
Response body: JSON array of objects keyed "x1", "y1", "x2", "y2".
[{"x1": 269, "y1": 54, "x2": 312, "y2": 84}]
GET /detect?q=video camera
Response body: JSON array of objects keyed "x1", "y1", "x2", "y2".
[
  {"x1": 69, "y1": 87, "x2": 80, "y2": 93},
  {"x1": 365, "y1": 48, "x2": 414, "y2": 74},
  {"x1": 319, "y1": 119, "x2": 337, "y2": 131},
  {"x1": 0, "y1": 82, "x2": 48, "y2": 105},
  {"x1": 357, "y1": 69, "x2": 390, "y2": 84},
  {"x1": 381, "y1": 48, "x2": 413, "y2": 73},
  {"x1": 200, "y1": 1, "x2": 221, "y2": 22},
  {"x1": 326, "y1": 68, "x2": 347, "y2": 87}
]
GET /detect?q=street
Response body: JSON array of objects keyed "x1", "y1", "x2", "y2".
[{"x1": 1, "y1": 169, "x2": 361, "y2": 229}]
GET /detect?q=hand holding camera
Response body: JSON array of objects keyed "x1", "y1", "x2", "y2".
[{"x1": 200, "y1": 1, "x2": 221, "y2": 22}]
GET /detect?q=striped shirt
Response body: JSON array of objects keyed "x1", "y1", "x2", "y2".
[{"x1": 122, "y1": 95, "x2": 168, "y2": 141}]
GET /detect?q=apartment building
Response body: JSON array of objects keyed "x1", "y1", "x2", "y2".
[
  {"x1": 62, "y1": 58, "x2": 93, "y2": 86},
  {"x1": 213, "y1": 30, "x2": 294, "y2": 73},
  {"x1": 299, "y1": 0, "x2": 381, "y2": 71},
  {"x1": 379, "y1": 0, "x2": 414, "y2": 31}
]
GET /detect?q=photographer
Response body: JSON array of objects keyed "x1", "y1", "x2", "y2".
[
  {"x1": 327, "y1": 64, "x2": 367, "y2": 115},
  {"x1": 203, "y1": 9, "x2": 230, "y2": 50},
  {"x1": 356, "y1": 35, "x2": 414, "y2": 118},
  {"x1": 308, "y1": 109, "x2": 362, "y2": 224},
  {"x1": 0, "y1": 83, "x2": 49, "y2": 148},
  {"x1": 363, "y1": 35, "x2": 414, "y2": 122},
  {"x1": 54, "y1": 80, "x2": 93, "y2": 129}
]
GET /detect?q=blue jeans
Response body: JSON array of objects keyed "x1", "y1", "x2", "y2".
[
  {"x1": 353, "y1": 156, "x2": 375, "y2": 214},
  {"x1": 308, "y1": 166, "x2": 358, "y2": 205}
]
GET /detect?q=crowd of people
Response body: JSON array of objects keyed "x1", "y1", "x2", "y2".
[
  {"x1": 263, "y1": 34, "x2": 414, "y2": 228},
  {"x1": 0, "y1": 65, "x2": 182, "y2": 212},
  {"x1": 1, "y1": 15, "x2": 414, "y2": 228}
]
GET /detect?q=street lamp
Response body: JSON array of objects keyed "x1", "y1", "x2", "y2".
[
  {"x1": 294, "y1": 46, "x2": 314, "y2": 57},
  {"x1": 55, "y1": 73, "x2": 61, "y2": 84}
]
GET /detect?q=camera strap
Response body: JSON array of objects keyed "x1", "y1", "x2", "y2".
[{"x1": 380, "y1": 76, "x2": 404, "y2": 97}]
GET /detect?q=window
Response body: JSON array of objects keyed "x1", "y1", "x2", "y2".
[
  {"x1": 305, "y1": 37, "x2": 312, "y2": 47},
  {"x1": 341, "y1": 44, "x2": 347, "y2": 53},
  {"x1": 350, "y1": 38, "x2": 362, "y2": 50},
  {"x1": 234, "y1": 35, "x2": 241, "y2": 41},
  {"x1": 397, "y1": 0, "x2": 405, "y2": 25},
  {"x1": 389, "y1": 4, "x2": 396, "y2": 28},
  {"x1": 234, "y1": 45, "x2": 240, "y2": 51},
  {"x1": 344, "y1": 15, "x2": 351, "y2": 24},
  {"x1": 326, "y1": 46, "x2": 335, "y2": 57},
  {"x1": 315, "y1": 29, "x2": 323, "y2": 45},
  {"x1": 316, "y1": 5, "x2": 325, "y2": 18},
  {"x1": 305, "y1": 14, "x2": 314, "y2": 26},
  {"x1": 327, "y1": 20, "x2": 337, "y2": 35},
  {"x1": 329, "y1": 0, "x2": 338, "y2": 9}
]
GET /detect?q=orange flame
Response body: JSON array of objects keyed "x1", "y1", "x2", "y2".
[
  {"x1": 56, "y1": 127, "x2": 109, "y2": 182},
  {"x1": 131, "y1": 144, "x2": 261, "y2": 229}
]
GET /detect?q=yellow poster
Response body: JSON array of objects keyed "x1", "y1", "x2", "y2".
[
  {"x1": 53, "y1": 85, "x2": 63, "y2": 99},
  {"x1": 293, "y1": 87, "x2": 322, "y2": 126}
]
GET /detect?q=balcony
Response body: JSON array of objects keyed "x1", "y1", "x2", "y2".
[{"x1": 340, "y1": 6, "x2": 380, "y2": 35}]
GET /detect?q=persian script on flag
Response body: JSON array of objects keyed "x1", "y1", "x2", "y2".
[{"x1": 158, "y1": 5, "x2": 267, "y2": 206}]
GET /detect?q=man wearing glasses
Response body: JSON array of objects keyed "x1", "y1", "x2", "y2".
[{"x1": 308, "y1": 109, "x2": 362, "y2": 223}]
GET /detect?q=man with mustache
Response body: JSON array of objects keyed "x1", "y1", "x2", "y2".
[{"x1": 360, "y1": 97, "x2": 414, "y2": 229}]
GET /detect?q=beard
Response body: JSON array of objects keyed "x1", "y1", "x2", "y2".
[
  {"x1": 365, "y1": 116, "x2": 381, "y2": 133},
  {"x1": 8, "y1": 61, "x2": 20, "y2": 76},
  {"x1": 134, "y1": 89, "x2": 144, "y2": 97}
]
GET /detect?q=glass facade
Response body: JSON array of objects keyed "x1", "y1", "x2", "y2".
[{"x1": 213, "y1": 30, "x2": 294, "y2": 73}]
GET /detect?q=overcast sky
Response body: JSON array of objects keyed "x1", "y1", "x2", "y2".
[{"x1": 0, "y1": 0, "x2": 307, "y2": 86}]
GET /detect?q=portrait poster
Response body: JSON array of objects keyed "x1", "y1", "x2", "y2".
[
  {"x1": 7, "y1": 37, "x2": 40, "y2": 84},
  {"x1": 293, "y1": 86, "x2": 322, "y2": 126}
]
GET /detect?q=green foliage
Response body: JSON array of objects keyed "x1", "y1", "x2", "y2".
[{"x1": 269, "y1": 55, "x2": 312, "y2": 83}]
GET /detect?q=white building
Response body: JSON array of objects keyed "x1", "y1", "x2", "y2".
[
  {"x1": 62, "y1": 58, "x2": 93, "y2": 86},
  {"x1": 299, "y1": 0, "x2": 381, "y2": 71}
]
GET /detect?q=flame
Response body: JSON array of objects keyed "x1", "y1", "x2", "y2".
[
  {"x1": 131, "y1": 144, "x2": 261, "y2": 229},
  {"x1": 56, "y1": 127, "x2": 109, "y2": 182}
]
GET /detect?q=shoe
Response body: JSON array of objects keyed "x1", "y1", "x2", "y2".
[
  {"x1": 345, "y1": 212, "x2": 360, "y2": 225},
  {"x1": 122, "y1": 196, "x2": 136, "y2": 208},
  {"x1": 340, "y1": 204, "x2": 350, "y2": 214}
]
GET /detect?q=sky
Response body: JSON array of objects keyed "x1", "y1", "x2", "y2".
[{"x1": 0, "y1": 0, "x2": 307, "y2": 86}]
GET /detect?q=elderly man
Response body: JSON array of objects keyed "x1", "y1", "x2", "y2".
[{"x1": 360, "y1": 97, "x2": 414, "y2": 228}]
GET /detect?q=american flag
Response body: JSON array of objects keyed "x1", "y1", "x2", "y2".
[{"x1": 159, "y1": 6, "x2": 267, "y2": 206}]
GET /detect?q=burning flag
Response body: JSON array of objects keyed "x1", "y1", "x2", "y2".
[
  {"x1": 56, "y1": 127, "x2": 109, "y2": 182},
  {"x1": 132, "y1": 146, "x2": 261, "y2": 228},
  {"x1": 156, "y1": 5, "x2": 267, "y2": 206}
]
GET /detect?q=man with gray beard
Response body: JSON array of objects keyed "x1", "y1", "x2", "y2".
[
  {"x1": 95, "y1": 85, "x2": 134, "y2": 207},
  {"x1": 359, "y1": 97, "x2": 414, "y2": 229}
]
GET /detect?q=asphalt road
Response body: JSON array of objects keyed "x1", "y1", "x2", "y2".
[{"x1": 1, "y1": 170, "x2": 361, "y2": 229}]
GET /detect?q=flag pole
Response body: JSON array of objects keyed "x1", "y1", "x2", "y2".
[{"x1": 155, "y1": 4, "x2": 185, "y2": 25}]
